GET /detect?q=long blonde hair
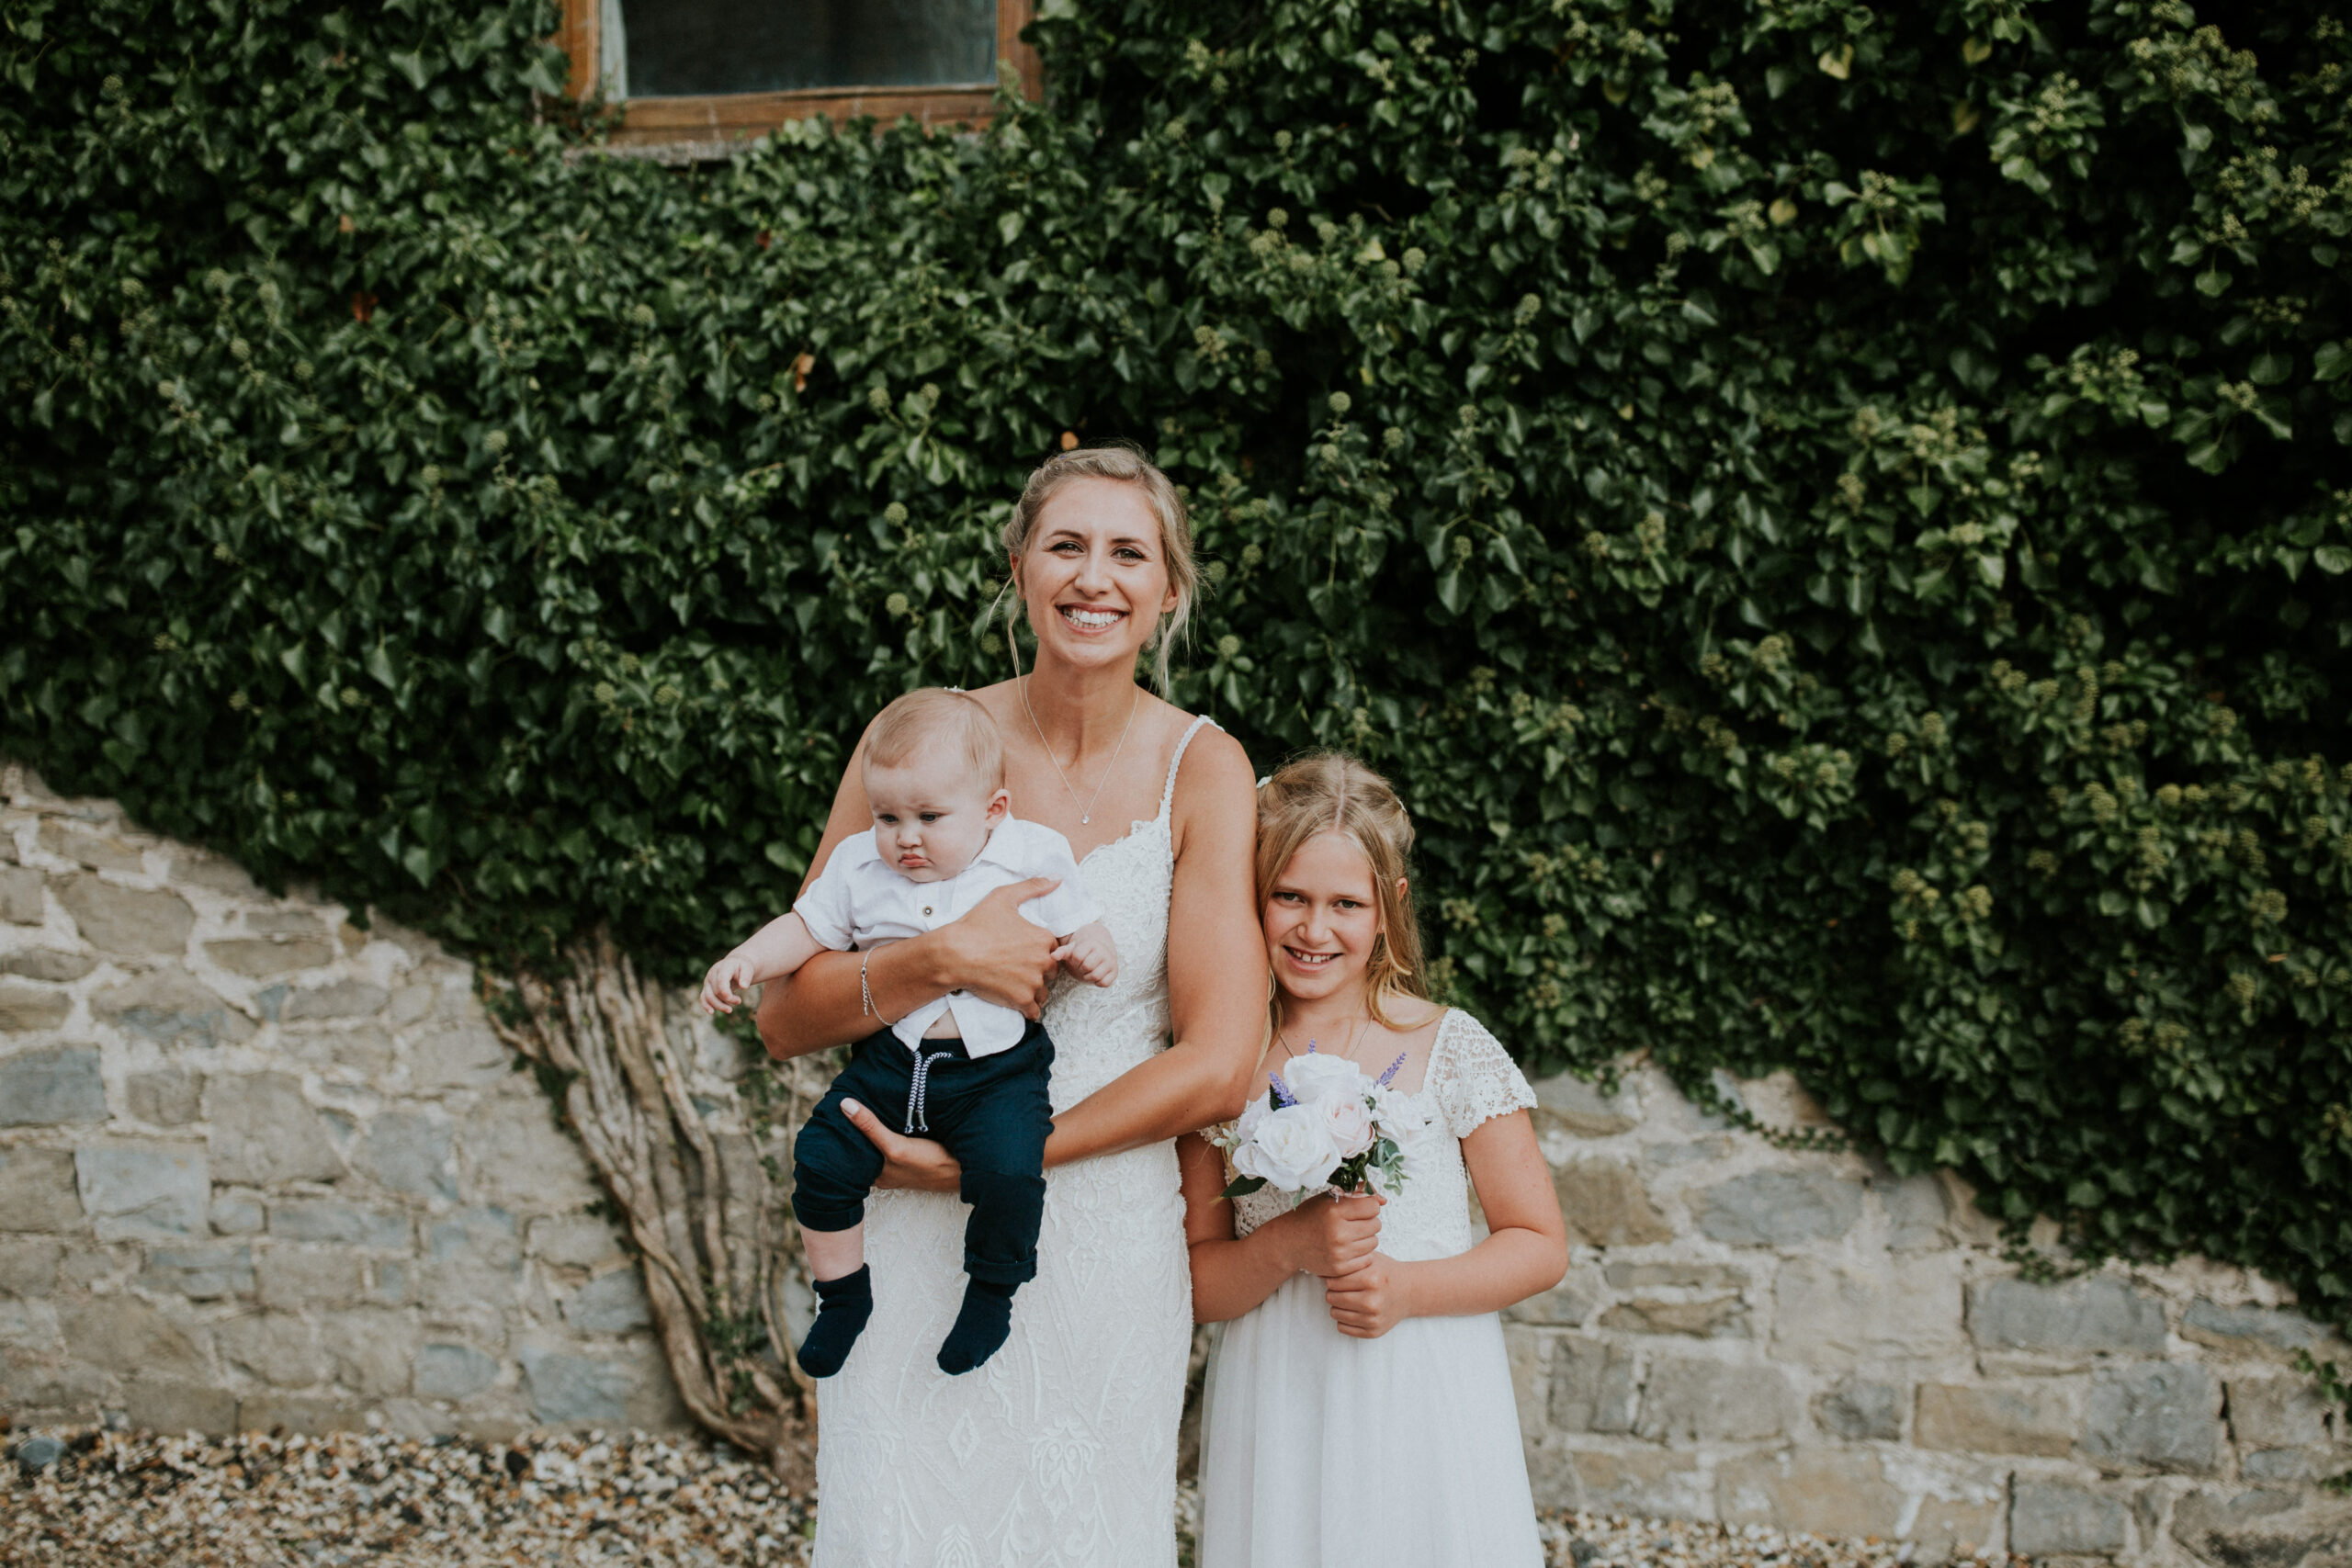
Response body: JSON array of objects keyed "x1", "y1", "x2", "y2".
[
  {"x1": 1256, "y1": 751, "x2": 1430, "y2": 1033},
  {"x1": 998, "y1": 442, "x2": 1199, "y2": 694}
]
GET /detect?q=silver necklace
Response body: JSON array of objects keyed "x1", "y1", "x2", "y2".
[{"x1": 1022, "y1": 677, "x2": 1142, "y2": 826}]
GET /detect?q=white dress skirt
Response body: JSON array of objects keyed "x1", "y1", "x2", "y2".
[{"x1": 1196, "y1": 1009, "x2": 1544, "y2": 1568}]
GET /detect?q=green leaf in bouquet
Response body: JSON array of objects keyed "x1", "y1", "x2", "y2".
[{"x1": 1221, "y1": 1175, "x2": 1268, "y2": 1201}]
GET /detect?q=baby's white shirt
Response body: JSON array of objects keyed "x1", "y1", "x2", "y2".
[{"x1": 793, "y1": 817, "x2": 1104, "y2": 1055}]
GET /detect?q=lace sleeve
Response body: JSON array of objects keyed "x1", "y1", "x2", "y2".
[{"x1": 1430, "y1": 1010, "x2": 1538, "y2": 1139}]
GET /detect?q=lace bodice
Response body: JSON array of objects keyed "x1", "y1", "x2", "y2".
[
  {"x1": 812, "y1": 717, "x2": 1216, "y2": 1568},
  {"x1": 1229, "y1": 1010, "x2": 1535, "y2": 1264}
]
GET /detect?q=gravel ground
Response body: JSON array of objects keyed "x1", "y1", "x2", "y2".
[{"x1": 6, "y1": 1423, "x2": 2018, "y2": 1567}]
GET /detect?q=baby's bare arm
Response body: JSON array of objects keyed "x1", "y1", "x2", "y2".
[{"x1": 702, "y1": 913, "x2": 829, "y2": 1014}]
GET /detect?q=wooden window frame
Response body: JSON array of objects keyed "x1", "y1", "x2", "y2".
[{"x1": 560, "y1": 0, "x2": 1042, "y2": 152}]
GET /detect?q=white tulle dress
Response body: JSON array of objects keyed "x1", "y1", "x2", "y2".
[
  {"x1": 810, "y1": 717, "x2": 1215, "y2": 1568},
  {"x1": 1196, "y1": 1008, "x2": 1544, "y2": 1568}
]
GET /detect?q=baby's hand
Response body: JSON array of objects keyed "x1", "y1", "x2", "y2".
[
  {"x1": 700, "y1": 955, "x2": 760, "y2": 1015},
  {"x1": 1053, "y1": 920, "x2": 1119, "y2": 988}
]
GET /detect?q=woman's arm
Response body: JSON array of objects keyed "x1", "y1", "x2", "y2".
[
  {"x1": 1322, "y1": 1110, "x2": 1567, "y2": 1337},
  {"x1": 1179, "y1": 1134, "x2": 1386, "y2": 1325},
  {"x1": 1041, "y1": 729, "x2": 1265, "y2": 1168},
  {"x1": 755, "y1": 734, "x2": 1062, "y2": 1063}
]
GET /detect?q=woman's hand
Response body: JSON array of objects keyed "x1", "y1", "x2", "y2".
[
  {"x1": 839, "y1": 1099, "x2": 964, "y2": 1192},
  {"x1": 1277, "y1": 1190, "x2": 1385, "y2": 1278},
  {"x1": 1324, "y1": 1251, "x2": 1412, "y2": 1338},
  {"x1": 936, "y1": 878, "x2": 1065, "y2": 1019}
]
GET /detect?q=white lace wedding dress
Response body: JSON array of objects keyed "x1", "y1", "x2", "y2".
[
  {"x1": 1196, "y1": 1009, "x2": 1544, "y2": 1568},
  {"x1": 810, "y1": 717, "x2": 1215, "y2": 1568}
]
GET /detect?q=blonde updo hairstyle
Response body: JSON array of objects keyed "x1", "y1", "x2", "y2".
[
  {"x1": 1255, "y1": 751, "x2": 1431, "y2": 1033},
  {"x1": 1000, "y1": 442, "x2": 1199, "y2": 694}
]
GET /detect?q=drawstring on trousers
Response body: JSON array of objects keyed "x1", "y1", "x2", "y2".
[{"x1": 906, "y1": 1046, "x2": 953, "y2": 1134}]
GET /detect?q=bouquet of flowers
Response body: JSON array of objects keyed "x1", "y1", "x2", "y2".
[{"x1": 1208, "y1": 1043, "x2": 1423, "y2": 1201}]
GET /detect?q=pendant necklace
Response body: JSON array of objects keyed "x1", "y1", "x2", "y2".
[{"x1": 1023, "y1": 676, "x2": 1142, "y2": 826}]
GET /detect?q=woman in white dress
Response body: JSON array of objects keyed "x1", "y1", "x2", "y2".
[
  {"x1": 757, "y1": 446, "x2": 1264, "y2": 1566},
  {"x1": 1183, "y1": 754, "x2": 1569, "y2": 1567}
]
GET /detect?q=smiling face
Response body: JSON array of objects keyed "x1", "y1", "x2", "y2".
[
  {"x1": 1263, "y1": 829, "x2": 1405, "y2": 1008},
  {"x1": 1013, "y1": 476, "x2": 1180, "y2": 682},
  {"x1": 863, "y1": 752, "x2": 1010, "y2": 884}
]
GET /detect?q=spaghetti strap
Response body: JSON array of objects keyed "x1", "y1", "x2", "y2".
[{"x1": 1159, "y1": 715, "x2": 1218, "y2": 818}]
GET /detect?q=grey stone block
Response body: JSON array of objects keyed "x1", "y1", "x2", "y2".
[
  {"x1": 139, "y1": 1243, "x2": 254, "y2": 1300},
  {"x1": 240, "y1": 1393, "x2": 368, "y2": 1436},
  {"x1": 38, "y1": 822, "x2": 144, "y2": 874},
  {"x1": 0, "y1": 1044, "x2": 107, "y2": 1125},
  {"x1": 203, "y1": 935, "x2": 335, "y2": 977},
  {"x1": 361, "y1": 1110, "x2": 456, "y2": 1200},
  {"x1": 279, "y1": 980, "x2": 389, "y2": 1021},
  {"x1": 284, "y1": 1023, "x2": 394, "y2": 1077},
  {"x1": 0, "y1": 982, "x2": 72, "y2": 1032},
  {"x1": 120, "y1": 1375, "x2": 237, "y2": 1435},
  {"x1": 257, "y1": 1248, "x2": 363, "y2": 1310},
  {"x1": 2080, "y1": 1360, "x2": 2222, "y2": 1473},
  {"x1": 1531, "y1": 1070, "x2": 1637, "y2": 1136},
  {"x1": 1506, "y1": 1279, "x2": 1594, "y2": 1326},
  {"x1": 1967, "y1": 1275, "x2": 2166, "y2": 1356},
  {"x1": 0, "y1": 1146, "x2": 85, "y2": 1232},
  {"x1": 204, "y1": 1073, "x2": 343, "y2": 1186},
  {"x1": 0, "y1": 1297, "x2": 61, "y2": 1350},
  {"x1": 209, "y1": 1193, "x2": 265, "y2": 1235},
  {"x1": 564, "y1": 1268, "x2": 652, "y2": 1333},
  {"x1": 1598, "y1": 1296, "x2": 1748, "y2": 1337},
  {"x1": 428, "y1": 1206, "x2": 519, "y2": 1268},
  {"x1": 1915, "y1": 1380, "x2": 2079, "y2": 1457},
  {"x1": 62, "y1": 1294, "x2": 206, "y2": 1380},
  {"x1": 74, "y1": 1144, "x2": 209, "y2": 1239},
  {"x1": 0, "y1": 1236, "x2": 62, "y2": 1294},
  {"x1": 1694, "y1": 1170, "x2": 1863, "y2": 1246},
  {"x1": 1815, "y1": 1377, "x2": 1903, "y2": 1441},
  {"x1": 2012, "y1": 1481, "x2": 2129, "y2": 1555},
  {"x1": 460, "y1": 1096, "x2": 597, "y2": 1213},
  {"x1": 93, "y1": 971, "x2": 252, "y2": 1050},
  {"x1": 414, "y1": 1342, "x2": 500, "y2": 1400},
  {"x1": 2169, "y1": 1486, "x2": 2352, "y2": 1568},
  {"x1": 0, "y1": 949, "x2": 96, "y2": 983},
  {"x1": 1880, "y1": 1173, "x2": 1950, "y2": 1249},
  {"x1": 526, "y1": 1213, "x2": 623, "y2": 1269},
  {"x1": 1547, "y1": 1335, "x2": 1637, "y2": 1434},
  {"x1": 408, "y1": 1024, "x2": 510, "y2": 1090},
  {"x1": 2180, "y1": 1299, "x2": 2330, "y2": 1363},
  {"x1": 1552, "y1": 1159, "x2": 1675, "y2": 1247},
  {"x1": 0, "y1": 865, "x2": 44, "y2": 924},
  {"x1": 167, "y1": 852, "x2": 258, "y2": 897},
  {"x1": 269, "y1": 1200, "x2": 409, "y2": 1250},
  {"x1": 1634, "y1": 1358, "x2": 1794, "y2": 1443},
  {"x1": 1769, "y1": 1255, "x2": 1964, "y2": 1370},
  {"x1": 367, "y1": 1258, "x2": 413, "y2": 1306},
  {"x1": 1603, "y1": 1261, "x2": 1747, "y2": 1291},
  {"x1": 322, "y1": 1309, "x2": 418, "y2": 1398},
  {"x1": 126, "y1": 1066, "x2": 202, "y2": 1126},
  {"x1": 216, "y1": 1313, "x2": 327, "y2": 1387},
  {"x1": 518, "y1": 1346, "x2": 633, "y2": 1425},
  {"x1": 2227, "y1": 1376, "x2": 2330, "y2": 1450},
  {"x1": 55, "y1": 874, "x2": 193, "y2": 956}
]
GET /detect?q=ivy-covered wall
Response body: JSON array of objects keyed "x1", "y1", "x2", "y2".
[{"x1": 4, "y1": 0, "x2": 2350, "y2": 1332}]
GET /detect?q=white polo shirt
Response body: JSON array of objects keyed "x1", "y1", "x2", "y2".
[{"x1": 793, "y1": 817, "x2": 1104, "y2": 1056}]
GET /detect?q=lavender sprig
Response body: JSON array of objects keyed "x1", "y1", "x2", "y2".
[{"x1": 1375, "y1": 1051, "x2": 1407, "y2": 1088}]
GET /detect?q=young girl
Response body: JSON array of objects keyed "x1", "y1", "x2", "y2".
[{"x1": 1182, "y1": 753, "x2": 1568, "y2": 1567}]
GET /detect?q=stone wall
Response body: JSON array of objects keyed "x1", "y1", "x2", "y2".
[
  {"x1": 0, "y1": 762, "x2": 686, "y2": 1439},
  {"x1": 1504, "y1": 1066, "x2": 2352, "y2": 1566},
  {"x1": 6, "y1": 762, "x2": 2350, "y2": 1566}
]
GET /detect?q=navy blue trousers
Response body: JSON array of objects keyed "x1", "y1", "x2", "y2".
[{"x1": 791, "y1": 1021, "x2": 1054, "y2": 1288}]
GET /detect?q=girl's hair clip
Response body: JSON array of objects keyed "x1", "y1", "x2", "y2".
[{"x1": 1254, "y1": 775, "x2": 1271, "y2": 789}]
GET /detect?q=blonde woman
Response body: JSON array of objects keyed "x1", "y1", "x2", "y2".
[
  {"x1": 759, "y1": 445, "x2": 1263, "y2": 1564},
  {"x1": 1183, "y1": 753, "x2": 1566, "y2": 1567}
]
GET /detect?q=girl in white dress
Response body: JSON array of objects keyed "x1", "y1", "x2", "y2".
[{"x1": 1183, "y1": 754, "x2": 1569, "y2": 1568}]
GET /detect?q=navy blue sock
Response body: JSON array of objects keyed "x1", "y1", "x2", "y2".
[
  {"x1": 936, "y1": 1278, "x2": 1016, "y2": 1375},
  {"x1": 797, "y1": 1265, "x2": 873, "y2": 1379}
]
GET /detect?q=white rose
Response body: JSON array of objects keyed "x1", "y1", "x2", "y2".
[
  {"x1": 1317, "y1": 1093, "x2": 1376, "y2": 1158},
  {"x1": 1232, "y1": 1103, "x2": 1342, "y2": 1191},
  {"x1": 1283, "y1": 1051, "x2": 1367, "y2": 1106},
  {"x1": 1232, "y1": 1094, "x2": 1271, "y2": 1146}
]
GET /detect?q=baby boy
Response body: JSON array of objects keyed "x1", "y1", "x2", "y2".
[{"x1": 701, "y1": 687, "x2": 1114, "y2": 1377}]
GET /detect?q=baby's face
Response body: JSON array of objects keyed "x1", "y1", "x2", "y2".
[{"x1": 863, "y1": 755, "x2": 1008, "y2": 884}]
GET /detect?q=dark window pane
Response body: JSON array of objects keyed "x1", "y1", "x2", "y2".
[{"x1": 619, "y1": 0, "x2": 997, "y2": 97}]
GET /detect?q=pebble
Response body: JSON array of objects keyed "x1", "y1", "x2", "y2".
[{"x1": 0, "y1": 1423, "x2": 2038, "y2": 1565}]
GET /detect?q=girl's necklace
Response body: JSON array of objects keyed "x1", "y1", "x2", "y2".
[
  {"x1": 1280, "y1": 1011, "x2": 1371, "y2": 1066},
  {"x1": 1023, "y1": 676, "x2": 1142, "y2": 826}
]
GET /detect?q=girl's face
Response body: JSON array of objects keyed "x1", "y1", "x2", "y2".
[
  {"x1": 1014, "y1": 477, "x2": 1178, "y2": 681},
  {"x1": 1263, "y1": 830, "x2": 1397, "y2": 1008}
]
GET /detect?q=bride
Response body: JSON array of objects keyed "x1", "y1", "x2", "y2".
[{"x1": 758, "y1": 444, "x2": 1263, "y2": 1565}]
